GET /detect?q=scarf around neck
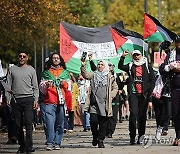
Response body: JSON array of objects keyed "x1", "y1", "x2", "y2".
[
  {"x1": 129, "y1": 56, "x2": 150, "y2": 74},
  {"x1": 94, "y1": 60, "x2": 109, "y2": 88},
  {"x1": 42, "y1": 68, "x2": 70, "y2": 104},
  {"x1": 133, "y1": 56, "x2": 147, "y2": 66}
]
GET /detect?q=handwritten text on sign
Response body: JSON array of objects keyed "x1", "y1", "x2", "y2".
[{"x1": 72, "y1": 41, "x2": 119, "y2": 59}]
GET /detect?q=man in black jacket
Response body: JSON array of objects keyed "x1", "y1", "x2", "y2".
[
  {"x1": 118, "y1": 50, "x2": 155, "y2": 145},
  {"x1": 159, "y1": 36, "x2": 180, "y2": 146}
]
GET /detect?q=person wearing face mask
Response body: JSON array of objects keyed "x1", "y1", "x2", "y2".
[
  {"x1": 159, "y1": 36, "x2": 180, "y2": 146},
  {"x1": 118, "y1": 50, "x2": 155, "y2": 145},
  {"x1": 81, "y1": 59, "x2": 118, "y2": 148}
]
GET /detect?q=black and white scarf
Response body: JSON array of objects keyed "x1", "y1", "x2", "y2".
[{"x1": 94, "y1": 60, "x2": 109, "y2": 88}]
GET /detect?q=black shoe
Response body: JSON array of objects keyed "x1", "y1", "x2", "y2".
[
  {"x1": 98, "y1": 141, "x2": 105, "y2": 148},
  {"x1": 17, "y1": 147, "x2": 25, "y2": 153},
  {"x1": 26, "y1": 147, "x2": 35, "y2": 153},
  {"x1": 6, "y1": 139, "x2": 17, "y2": 144},
  {"x1": 172, "y1": 138, "x2": 179, "y2": 146},
  {"x1": 125, "y1": 115, "x2": 129, "y2": 120},
  {"x1": 137, "y1": 140, "x2": 140, "y2": 145},
  {"x1": 87, "y1": 127, "x2": 91, "y2": 131},
  {"x1": 130, "y1": 138, "x2": 135, "y2": 145},
  {"x1": 83, "y1": 129, "x2": 88, "y2": 132},
  {"x1": 107, "y1": 133, "x2": 112, "y2": 138},
  {"x1": 64, "y1": 129, "x2": 67, "y2": 133},
  {"x1": 92, "y1": 137, "x2": 98, "y2": 146}
]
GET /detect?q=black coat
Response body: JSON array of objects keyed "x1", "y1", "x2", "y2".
[{"x1": 118, "y1": 56, "x2": 155, "y2": 97}]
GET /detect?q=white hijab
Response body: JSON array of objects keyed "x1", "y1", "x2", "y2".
[
  {"x1": 94, "y1": 60, "x2": 109, "y2": 88},
  {"x1": 132, "y1": 56, "x2": 147, "y2": 66}
]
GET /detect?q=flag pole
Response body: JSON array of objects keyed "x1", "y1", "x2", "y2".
[{"x1": 143, "y1": 41, "x2": 145, "y2": 56}]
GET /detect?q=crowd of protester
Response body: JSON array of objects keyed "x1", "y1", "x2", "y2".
[{"x1": 0, "y1": 36, "x2": 180, "y2": 153}]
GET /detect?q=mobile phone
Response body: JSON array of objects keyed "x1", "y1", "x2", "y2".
[{"x1": 81, "y1": 52, "x2": 87, "y2": 62}]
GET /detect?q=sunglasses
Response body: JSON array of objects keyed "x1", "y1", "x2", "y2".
[
  {"x1": 18, "y1": 55, "x2": 27, "y2": 58},
  {"x1": 98, "y1": 63, "x2": 104, "y2": 66},
  {"x1": 52, "y1": 57, "x2": 60, "y2": 60}
]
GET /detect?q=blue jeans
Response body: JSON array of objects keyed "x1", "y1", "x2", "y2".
[
  {"x1": 81, "y1": 104, "x2": 90, "y2": 130},
  {"x1": 45, "y1": 104, "x2": 64, "y2": 145},
  {"x1": 39, "y1": 102, "x2": 47, "y2": 137}
]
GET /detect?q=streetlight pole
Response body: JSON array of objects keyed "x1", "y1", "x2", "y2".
[
  {"x1": 41, "y1": 44, "x2": 44, "y2": 72},
  {"x1": 34, "y1": 40, "x2": 37, "y2": 71},
  {"x1": 144, "y1": 0, "x2": 148, "y2": 13},
  {"x1": 158, "y1": 0, "x2": 161, "y2": 22}
]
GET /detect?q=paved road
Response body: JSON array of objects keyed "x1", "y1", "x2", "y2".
[{"x1": 0, "y1": 120, "x2": 179, "y2": 154}]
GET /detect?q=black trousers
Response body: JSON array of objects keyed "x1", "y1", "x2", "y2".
[
  {"x1": 153, "y1": 96, "x2": 171, "y2": 130},
  {"x1": 13, "y1": 97, "x2": 34, "y2": 151},
  {"x1": 6, "y1": 104, "x2": 17, "y2": 139},
  {"x1": 118, "y1": 101, "x2": 123, "y2": 122},
  {"x1": 171, "y1": 89, "x2": 180, "y2": 139},
  {"x1": 129, "y1": 93, "x2": 149, "y2": 139},
  {"x1": 0, "y1": 103, "x2": 17, "y2": 139},
  {"x1": 90, "y1": 113, "x2": 108, "y2": 141},
  {"x1": 106, "y1": 105, "x2": 119, "y2": 135}
]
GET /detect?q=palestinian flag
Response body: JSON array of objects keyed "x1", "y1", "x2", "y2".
[
  {"x1": 60, "y1": 21, "x2": 125, "y2": 74},
  {"x1": 111, "y1": 27, "x2": 148, "y2": 63},
  {"x1": 144, "y1": 13, "x2": 177, "y2": 42}
]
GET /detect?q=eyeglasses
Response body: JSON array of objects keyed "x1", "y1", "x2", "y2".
[
  {"x1": 18, "y1": 55, "x2": 27, "y2": 58},
  {"x1": 52, "y1": 57, "x2": 60, "y2": 60}
]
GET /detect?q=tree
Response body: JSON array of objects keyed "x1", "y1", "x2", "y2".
[
  {"x1": 0, "y1": 0, "x2": 78, "y2": 68},
  {"x1": 106, "y1": 0, "x2": 179, "y2": 35},
  {"x1": 65, "y1": 0, "x2": 106, "y2": 27},
  {"x1": 106, "y1": 0, "x2": 179, "y2": 64},
  {"x1": 106, "y1": 0, "x2": 147, "y2": 34}
]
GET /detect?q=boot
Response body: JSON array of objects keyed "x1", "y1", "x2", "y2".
[
  {"x1": 92, "y1": 135, "x2": 98, "y2": 146},
  {"x1": 98, "y1": 140, "x2": 105, "y2": 148}
]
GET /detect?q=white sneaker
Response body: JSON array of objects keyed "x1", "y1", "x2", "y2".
[
  {"x1": 68, "y1": 129, "x2": 73, "y2": 133},
  {"x1": 46, "y1": 145, "x2": 53, "y2": 151},
  {"x1": 54, "y1": 145, "x2": 60, "y2": 150},
  {"x1": 156, "y1": 127, "x2": 163, "y2": 140}
]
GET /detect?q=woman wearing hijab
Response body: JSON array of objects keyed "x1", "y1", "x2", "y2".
[{"x1": 81, "y1": 60, "x2": 118, "y2": 148}]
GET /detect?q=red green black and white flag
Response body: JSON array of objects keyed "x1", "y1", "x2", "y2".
[
  {"x1": 111, "y1": 26, "x2": 148, "y2": 59},
  {"x1": 60, "y1": 21, "x2": 125, "y2": 74},
  {"x1": 143, "y1": 13, "x2": 177, "y2": 43},
  {"x1": 60, "y1": 21, "x2": 147, "y2": 74}
]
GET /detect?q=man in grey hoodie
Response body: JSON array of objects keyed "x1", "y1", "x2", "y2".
[{"x1": 6, "y1": 52, "x2": 39, "y2": 153}]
